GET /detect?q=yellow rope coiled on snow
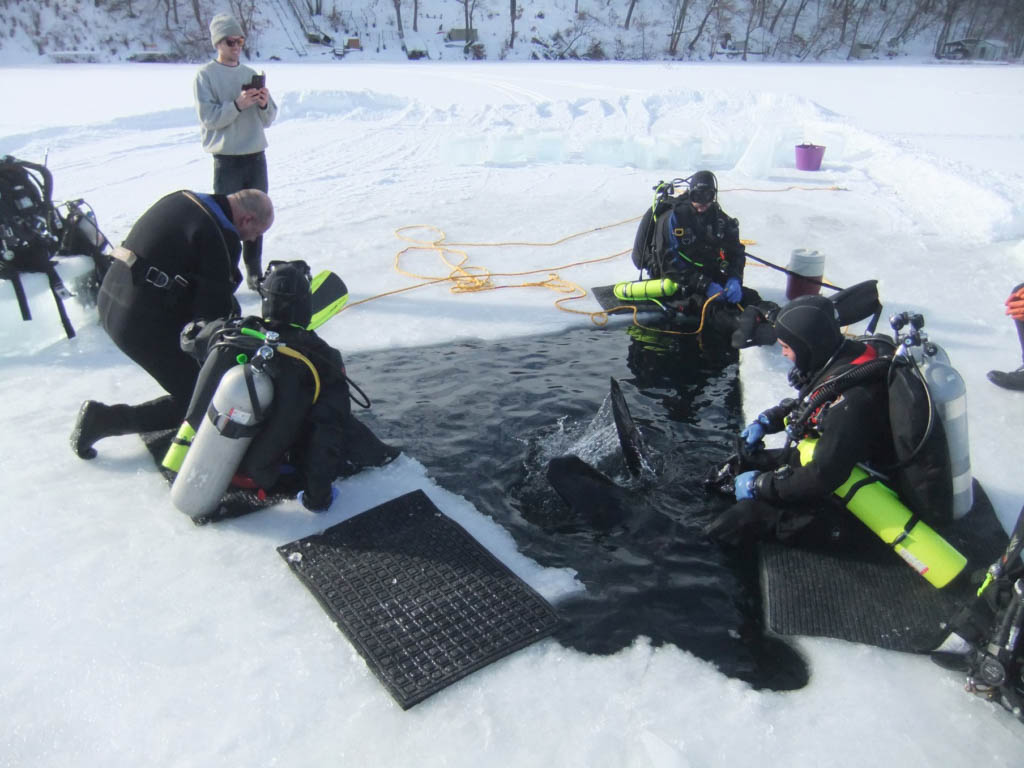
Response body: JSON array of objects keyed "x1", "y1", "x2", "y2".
[{"x1": 335, "y1": 184, "x2": 845, "y2": 337}]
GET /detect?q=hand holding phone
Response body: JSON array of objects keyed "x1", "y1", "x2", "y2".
[{"x1": 244, "y1": 72, "x2": 266, "y2": 91}]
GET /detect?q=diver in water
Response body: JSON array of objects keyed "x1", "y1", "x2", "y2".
[
  {"x1": 706, "y1": 294, "x2": 896, "y2": 545},
  {"x1": 629, "y1": 171, "x2": 775, "y2": 345},
  {"x1": 632, "y1": 171, "x2": 751, "y2": 306},
  {"x1": 634, "y1": 171, "x2": 744, "y2": 292}
]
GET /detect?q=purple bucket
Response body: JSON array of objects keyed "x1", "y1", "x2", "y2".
[{"x1": 795, "y1": 143, "x2": 826, "y2": 171}]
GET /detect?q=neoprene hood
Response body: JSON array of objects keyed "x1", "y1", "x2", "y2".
[
  {"x1": 688, "y1": 170, "x2": 717, "y2": 204},
  {"x1": 774, "y1": 294, "x2": 844, "y2": 375},
  {"x1": 261, "y1": 260, "x2": 312, "y2": 328}
]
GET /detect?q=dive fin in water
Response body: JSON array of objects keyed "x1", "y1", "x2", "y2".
[
  {"x1": 610, "y1": 377, "x2": 649, "y2": 478},
  {"x1": 545, "y1": 455, "x2": 629, "y2": 529}
]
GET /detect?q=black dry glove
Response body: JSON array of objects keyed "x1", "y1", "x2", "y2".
[
  {"x1": 179, "y1": 320, "x2": 206, "y2": 357},
  {"x1": 298, "y1": 485, "x2": 339, "y2": 513}
]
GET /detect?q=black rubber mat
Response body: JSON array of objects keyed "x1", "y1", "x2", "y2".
[
  {"x1": 141, "y1": 429, "x2": 299, "y2": 525},
  {"x1": 277, "y1": 489, "x2": 561, "y2": 709},
  {"x1": 760, "y1": 480, "x2": 1008, "y2": 652},
  {"x1": 141, "y1": 414, "x2": 400, "y2": 526}
]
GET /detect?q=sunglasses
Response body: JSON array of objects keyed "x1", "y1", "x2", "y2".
[{"x1": 222, "y1": 37, "x2": 245, "y2": 48}]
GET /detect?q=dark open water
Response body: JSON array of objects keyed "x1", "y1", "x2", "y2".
[{"x1": 348, "y1": 323, "x2": 808, "y2": 690}]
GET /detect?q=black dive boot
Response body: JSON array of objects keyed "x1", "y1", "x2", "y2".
[
  {"x1": 70, "y1": 401, "x2": 144, "y2": 459},
  {"x1": 70, "y1": 401, "x2": 113, "y2": 459}
]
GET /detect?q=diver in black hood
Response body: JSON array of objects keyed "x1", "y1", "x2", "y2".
[
  {"x1": 706, "y1": 294, "x2": 896, "y2": 546},
  {"x1": 178, "y1": 260, "x2": 396, "y2": 513}
]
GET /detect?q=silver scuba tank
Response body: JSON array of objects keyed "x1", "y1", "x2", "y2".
[
  {"x1": 170, "y1": 348, "x2": 275, "y2": 520},
  {"x1": 913, "y1": 343, "x2": 973, "y2": 519},
  {"x1": 65, "y1": 200, "x2": 110, "y2": 253}
]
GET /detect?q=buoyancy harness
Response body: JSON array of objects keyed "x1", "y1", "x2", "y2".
[
  {"x1": 167, "y1": 317, "x2": 328, "y2": 518},
  {"x1": 783, "y1": 312, "x2": 966, "y2": 529},
  {"x1": 784, "y1": 342, "x2": 890, "y2": 440},
  {"x1": 1, "y1": 155, "x2": 111, "y2": 337}
]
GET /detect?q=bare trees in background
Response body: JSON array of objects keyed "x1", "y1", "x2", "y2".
[
  {"x1": 2, "y1": 0, "x2": 1022, "y2": 61},
  {"x1": 648, "y1": 0, "x2": 1023, "y2": 60}
]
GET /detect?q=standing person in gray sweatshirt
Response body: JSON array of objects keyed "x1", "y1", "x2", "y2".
[{"x1": 194, "y1": 13, "x2": 278, "y2": 290}]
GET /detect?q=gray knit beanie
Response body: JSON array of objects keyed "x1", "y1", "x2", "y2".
[{"x1": 210, "y1": 13, "x2": 244, "y2": 47}]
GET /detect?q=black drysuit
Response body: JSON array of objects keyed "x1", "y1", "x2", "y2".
[
  {"x1": 636, "y1": 195, "x2": 746, "y2": 294},
  {"x1": 708, "y1": 340, "x2": 897, "y2": 545},
  {"x1": 631, "y1": 194, "x2": 773, "y2": 344},
  {"x1": 97, "y1": 191, "x2": 243, "y2": 431}
]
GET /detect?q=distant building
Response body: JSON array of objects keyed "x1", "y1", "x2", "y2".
[
  {"x1": 939, "y1": 38, "x2": 1010, "y2": 61},
  {"x1": 445, "y1": 28, "x2": 479, "y2": 45},
  {"x1": 850, "y1": 43, "x2": 875, "y2": 60}
]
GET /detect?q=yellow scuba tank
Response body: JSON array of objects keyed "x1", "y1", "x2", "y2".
[
  {"x1": 613, "y1": 278, "x2": 679, "y2": 301},
  {"x1": 797, "y1": 438, "x2": 967, "y2": 588},
  {"x1": 161, "y1": 422, "x2": 196, "y2": 472}
]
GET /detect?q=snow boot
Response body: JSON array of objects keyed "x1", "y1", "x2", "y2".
[
  {"x1": 987, "y1": 366, "x2": 1024, "y2": 391},
  {"x1": 244, "y1": 249, "x2": 263, "y2": 291}
]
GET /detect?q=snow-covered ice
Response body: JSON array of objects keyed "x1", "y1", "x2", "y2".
[{"x1": 2, "y1": 60, "x2": 1023, "y2": 766}]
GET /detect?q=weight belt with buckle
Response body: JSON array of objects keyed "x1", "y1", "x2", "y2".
[{"x1": 113, "y1": 246, "x2": 189, "y2": 293}]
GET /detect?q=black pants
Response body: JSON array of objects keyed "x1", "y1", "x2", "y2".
[
  {"x1": 213, "y1": 151, "x2": 268, "y2": 278},
  {"x1": 669, "y1": 285, "x2": 770, "y2": 345},
  {"x1": 706, "y1": 447, "x2": 822, "y2": 547},
  {"x1": 98, "y1": 277, "x2": 200, "y2": 431}
]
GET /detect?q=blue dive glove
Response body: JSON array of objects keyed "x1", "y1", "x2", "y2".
[
  {"x1": 739, "y1": 421, "x2": 766, "y2": 450},
  {"x1": 706, "y1": 281, "x2": 725, "y2": 301},
  {"x1": 298, "y1": 485, "x2": 339, "y2": 513},
  {"x1": 724, "y1": 277, "x2": 742, "y2": 303},
  {"x1": 740, "y1": 412, "x2": 773, "y2": 450},
  {"x1": 734, "y1": 471, "x2": 759, "y2": 501}
]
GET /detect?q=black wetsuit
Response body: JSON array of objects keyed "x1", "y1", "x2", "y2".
[
  {"x1": 709, "y1": 340, "x2": 896, "y2": 545},
  {"x1": 97, "y1": 191, "x2": 243, "y2": 430}
]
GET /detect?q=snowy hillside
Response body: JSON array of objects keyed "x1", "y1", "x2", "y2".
[{"x1": 1, "y1": 0, "x2": 1019, "y2": 65}]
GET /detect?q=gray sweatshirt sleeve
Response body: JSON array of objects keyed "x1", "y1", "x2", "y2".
[{"x1": 194, "y1": 67, "x2": 241, "y2": 132}]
